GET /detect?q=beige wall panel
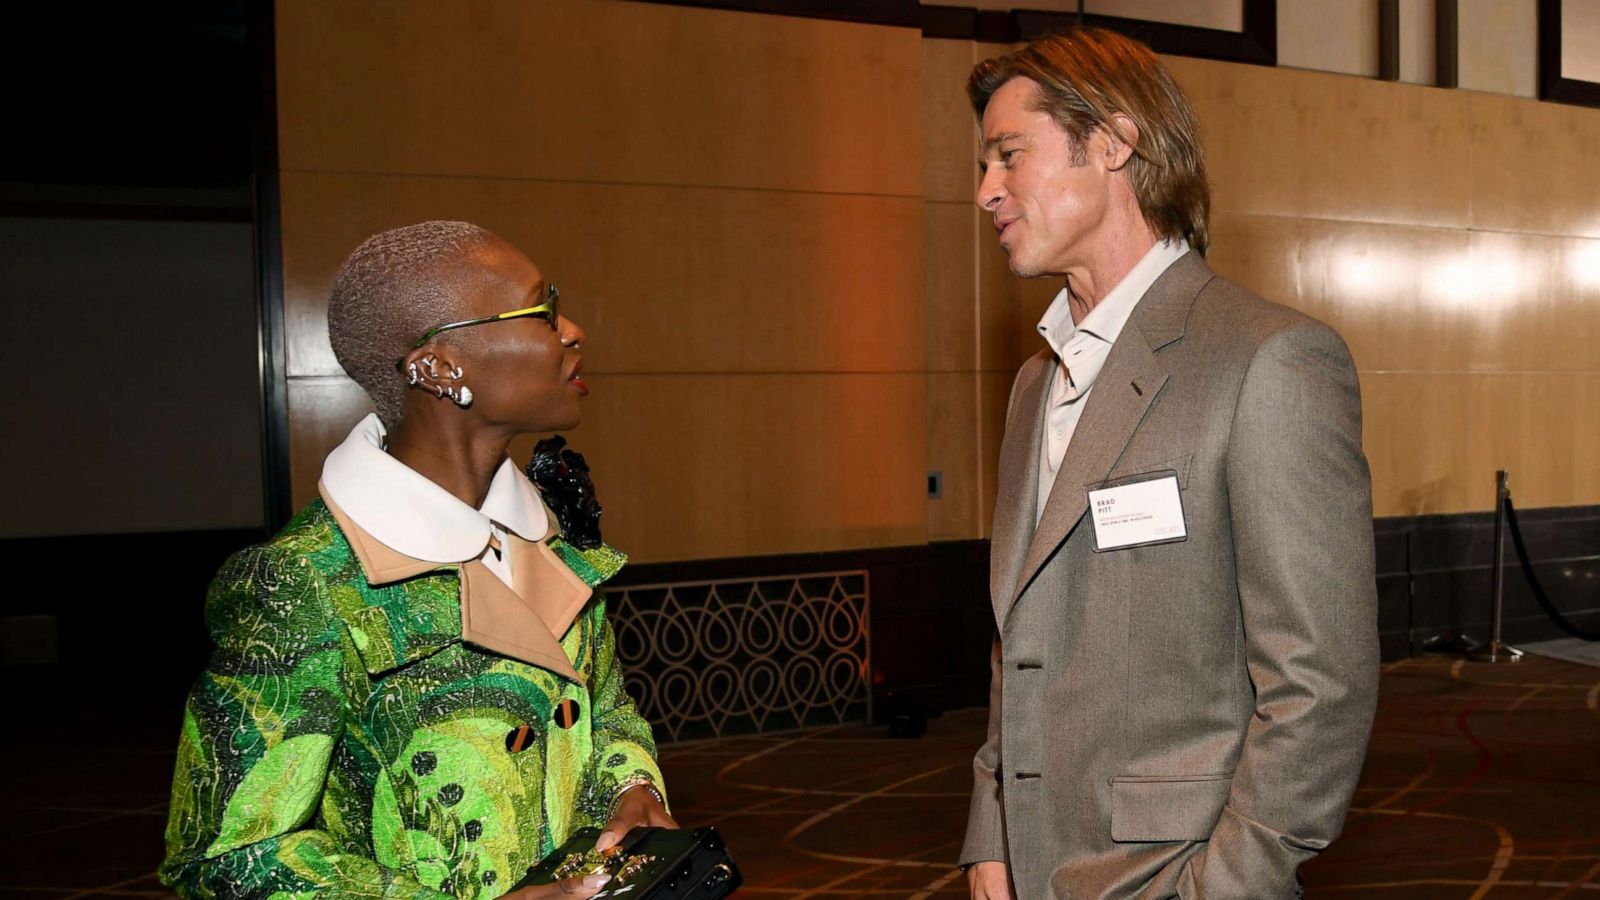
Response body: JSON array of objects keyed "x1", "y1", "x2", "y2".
[
  {"x1": 280, "y1": 173, "x2": 925, "y2": 379},
  {"x1": 1165, "y1": 56, "x2": 1472, "y2": 229},
  {"x1": 1189, "y1": 215, "x2": 1600, "y2": 376},
  {"x1": 1457, "y1": 0, "x2": 1538, "y2": 98},
  {"x1": 1399, "y1": 0, "x2": 1437, "y2": 85},
  {"x1": 1363, "y1": 372, "x2": 1600, "y2": 517},
  {"x1": 928, "y1": 371, "x2": 983, "y2": 541},
  {"x1": 1565, "y1": 0, "x2": 1600, "y2": 83},
  {"x1": 924, "y1": 39, "x2": 979, "y2": 204},
  {"x1": 978, "y1": 228, "x2": 1061, "y2": 372},
  {"x1": 1467, "y1": 92, "x2": 1600, "y2": 239},
  {"x1": 504, "y1": 373, "x2": 927, "y2": 563},
  {"x1": 926, "y1": 202, "x2": 979, "y2": 372},
  {"x1": 288, "y1": 376, "x2": 376, "y2": 510},
  {"x1": 978, "y1": 370, "x2": 1016, "y2": 539},
  {"x1": 1277, "y1": 0, "x2": 1381, "y2": 77},
  {"x1": 275, "y1": 0, "x2": 922, "y2": 197},
  {"x1": 1207, "y1": 212, "x2": 1313, "y2": 318}
]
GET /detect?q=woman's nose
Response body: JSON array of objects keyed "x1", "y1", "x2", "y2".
[{"x1": 559, "y1": 316, "x2": 586, "y2": 349}]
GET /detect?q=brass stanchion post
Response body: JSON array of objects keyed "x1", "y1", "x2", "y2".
[{"x1": 1468, "y1": 470, "x2": 1523, "y2": 663}]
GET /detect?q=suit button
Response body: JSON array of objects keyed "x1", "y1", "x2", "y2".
[
  {"x1": 553, "y1": 698, "x2": 583, "y2": 729},
  {"x1": 505, "y1": 724, "x2": 538, "y2": 753}
]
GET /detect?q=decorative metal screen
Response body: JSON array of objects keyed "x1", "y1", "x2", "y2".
[{"x1": 608, "y1": 572, "x2": 871, "y2": 743}]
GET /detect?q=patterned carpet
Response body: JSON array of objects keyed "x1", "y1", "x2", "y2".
[{"x1": 2, "y1": 654, "x2": 1597, "y2": 898}]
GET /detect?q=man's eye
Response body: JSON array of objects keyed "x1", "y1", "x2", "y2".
[{"x1": 1001, "y1": 149, "x2": 1018, "y2": 166}]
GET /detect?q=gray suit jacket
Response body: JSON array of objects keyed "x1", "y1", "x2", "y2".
[{"x1": 960, "y1": 252, "x2": 1379, "y2": 899}]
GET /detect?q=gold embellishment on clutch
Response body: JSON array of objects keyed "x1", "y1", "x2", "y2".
[
  {"x1": 550, "y1": 846, "x2": 660, "y2": 884},
  {"x1": 552, "y1": 847, "x2": 611, "y2": 880},
  {"x1": 615, "y1": 854, "x2": 659, "y2": 883}
]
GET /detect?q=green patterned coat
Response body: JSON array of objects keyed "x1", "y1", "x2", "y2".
[{"x1": 161, "y1": 500, "x2": 663, "y2": 899}]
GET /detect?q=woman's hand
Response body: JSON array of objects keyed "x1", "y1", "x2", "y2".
[
  {"x1": 595, "y1": 783, "x2": 677, "y2": 852},
  {"x1": 501, "y1": 872, "x2": 612, "y2": 898}
]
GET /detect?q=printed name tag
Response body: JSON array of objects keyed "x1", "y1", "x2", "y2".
[{"x1": 1088, "y1": 471, "x2": 1187, "y2": 552}]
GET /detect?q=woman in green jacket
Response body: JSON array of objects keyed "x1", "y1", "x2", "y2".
[{"x1": 162, "y1": 221, "x2": 672, "y2": 899}]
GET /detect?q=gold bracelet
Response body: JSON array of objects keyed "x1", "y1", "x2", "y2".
[{"x1": 608, "y1": 777, "x2": 666, "y2": 821}]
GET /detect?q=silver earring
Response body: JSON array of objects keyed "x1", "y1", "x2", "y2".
[
  {"x1": 449, "y1": 365, "x2": 463, "y2": 379},
  {"x1": 433, "y1": 384, "x2": 445, "y2": 398},
  {"x1": 421, "y1": 355, "x2": 440, "y2": 380},
  {"x1": 453, "y1": 384, "x2": 473, "y2": 408},
  {"x1": 407, "y1": 362, "x2": 420, "y2": 386}
]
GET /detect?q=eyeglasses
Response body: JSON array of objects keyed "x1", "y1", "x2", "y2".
[
  {"x1": 394, "y1": 283, "x2": 562, "y2": 373},
  {"x1": 408, "y1": 282, "x2": 561, "y2": 351}
]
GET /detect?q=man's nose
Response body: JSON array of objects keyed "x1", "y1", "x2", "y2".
[{"x1": 976, "y1": 168, "x2": 1003, "y2": 211}]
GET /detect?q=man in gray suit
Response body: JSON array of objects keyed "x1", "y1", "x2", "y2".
[{"x1": 960, "y1": 29, "x2": 1379, "y2": 899}]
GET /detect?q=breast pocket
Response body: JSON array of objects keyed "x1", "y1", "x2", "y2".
[
  {"x1": 1091, "y1": 453, "x2": 1194, "y2": 492},
  {"x1": 1109, "y1": 772, "x2": 1232, "y2": 842}
]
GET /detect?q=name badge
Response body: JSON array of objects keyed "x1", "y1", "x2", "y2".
[{"x1": 1087, "y1": 469, "x2": 1187, "y2": 552}]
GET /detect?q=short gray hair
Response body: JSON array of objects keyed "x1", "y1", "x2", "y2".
[{"x1": 326, "y1": 221, "x2": 496, "y2": 429}]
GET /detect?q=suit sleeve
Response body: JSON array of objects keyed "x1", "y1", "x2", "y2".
[
  {"x1": 160, "y1": 546, "x2": 450, "y2": 899},
  {"x1": 1185, "y1": 322, "x2": 1380, "y2": 897},
  {"x1": 959, "y1": 637, "x2": 1007, "y2": 866}
]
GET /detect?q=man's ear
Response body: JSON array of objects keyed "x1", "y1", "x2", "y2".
[{"x1": 1103, "y1": 112, "x2": 1140, "y2": 171}]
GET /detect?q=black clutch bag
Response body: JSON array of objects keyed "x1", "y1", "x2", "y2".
[{"x1": 515, "y1": 826, "x2": 742, "y2": 898}]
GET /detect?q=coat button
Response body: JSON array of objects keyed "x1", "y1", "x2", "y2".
[
  {"x1": 505, "y1": 724, "x2": 538, "y2": 753},
  {"x1": 552, "y1": 698, "x2": 582, "y2": 729}
]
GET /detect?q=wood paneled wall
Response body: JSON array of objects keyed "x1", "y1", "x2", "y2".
[{"x1": 278, "y1": 2, "x2": 1600, "y2": 563}]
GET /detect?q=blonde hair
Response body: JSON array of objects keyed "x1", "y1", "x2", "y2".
[{"x1": 968, "y1": 28, "x2": 1210, "y2": 255}]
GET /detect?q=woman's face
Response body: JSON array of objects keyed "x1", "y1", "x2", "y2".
[{"x1": 450, "y1": 238, "x2": 589, "y2": 433}]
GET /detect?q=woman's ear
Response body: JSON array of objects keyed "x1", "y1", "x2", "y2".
[{"x1": 401, "y1": 347, "x2": 465, "y2": 399}]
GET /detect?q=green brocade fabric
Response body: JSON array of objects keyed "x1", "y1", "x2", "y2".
[{"x1": 161, "y1": 500, "x2": 664, "y2": 899}]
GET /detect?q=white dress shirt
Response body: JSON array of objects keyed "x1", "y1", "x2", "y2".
[
  {"x1": 1036, "y1": 239, "x2": 1190, "y2": 522},
  {"x1": 319, "y1": 413, "x2": 549, "y2": 588}
]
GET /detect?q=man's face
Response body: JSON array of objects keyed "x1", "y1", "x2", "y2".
[{"x1": 976, "y1": 77, "x2": 1115, "y2": 278}]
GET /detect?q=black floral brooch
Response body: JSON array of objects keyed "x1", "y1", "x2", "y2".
[{"x1": 525, "y1": 436, "x2": 603, "y2": 549}]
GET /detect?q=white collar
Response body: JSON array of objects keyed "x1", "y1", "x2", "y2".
[
  {"x1": 319, "y1": 414, "x2": 550, "y2": 563},
  {"x1": 1036, "y1": 238, "x2": 1191, "y2": 358}
]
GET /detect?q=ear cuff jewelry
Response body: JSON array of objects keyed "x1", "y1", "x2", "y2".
[{"x1": 406, "y1": 354, "x2": 472, "y2": 408}]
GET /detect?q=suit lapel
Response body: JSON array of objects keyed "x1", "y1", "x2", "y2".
[
  {"x1": 1004, "y1": 251, "x2": 1214, "y2": 616},
  {"x1": 1011, "y1": 331, "x2": 1167, "y2": 608},
  {"x1": 991, "y1": 351, "x2": 1051, "y2": 624}
]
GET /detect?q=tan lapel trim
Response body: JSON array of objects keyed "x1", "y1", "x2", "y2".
[
  {"x1": 1002, "y1": 252, "x2": 1214, "y2": 620},
  {"x1": 320, "y1": 483, "x2": 445, "y2": 584},
  {"x1": 510, "y1": 535, "x2": 593, "y2": 642},
  {"x1": 459, "y1": 559, "x2": 584, "y2": 683}
]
